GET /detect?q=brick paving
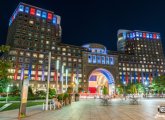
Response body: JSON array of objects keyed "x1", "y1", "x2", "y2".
[{"x1": 0, "y1": 99, "x2": 165, "y2": 120}]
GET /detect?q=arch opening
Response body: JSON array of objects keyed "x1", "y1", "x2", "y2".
[{"x1": 88, "y1": 68, "x2": 115, "y2": 95}]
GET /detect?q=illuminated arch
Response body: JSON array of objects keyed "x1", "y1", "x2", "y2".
[{"x1": 89, "y1": 68, "x2": 115, "y2": 84}]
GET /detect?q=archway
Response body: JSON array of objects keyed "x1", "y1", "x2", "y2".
[{"x1": 88, "y1": 68, "x2": 115, "y2": 95}]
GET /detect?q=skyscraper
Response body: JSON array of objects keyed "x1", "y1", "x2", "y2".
[{"x1": 117, "y1": 29, "x2": 165, "y2": 84}]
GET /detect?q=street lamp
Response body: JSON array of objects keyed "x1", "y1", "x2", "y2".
[
  {"x1": 144, "y1": 81, "x2": 148, "y2": 97},
  {"x1": 61, "y1": 65, "x2": 64, "y2": 93},
  {"x1": 6, "y1": 84, "x2": 13, "y2": 103},
  {"x1": 123, "y1": 81, "x2": 126, "y2": 100},
  {"x1": 45, "y1": 52, "x2": 51, "y2": 111},
  {"x1": 56, "y1": 60, "x2": 59, "y2": 93},
  {"x1": 65, "y1": 68, "x2": 68, "y2": 92}
]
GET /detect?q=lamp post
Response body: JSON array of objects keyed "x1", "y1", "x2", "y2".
[
  {"x1": 6, "y1": 84, "x2": 13, "y2": 103},
  {"x1": 65, "y1": 68, "x2": 68, "y2": 92},
  {"x1": 61, "y1": 65, "x2": 64, "y2": 93},
  {"x1": 45, "y1": 52, "x2": 51, "y2": 111},
  {"x1": 123, "y1": 81, "x2": 126, "y2": 100},
  {"x1": 56, "y1": 60, "x2": 59, "y2": 93},
  {"x1": 144, "y1": 81, "x2": 148, "y2": 98}
]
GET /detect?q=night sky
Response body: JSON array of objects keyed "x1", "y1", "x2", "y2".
[{"x1": 1, "y1": 0, "x2": 165, "y2": 52}]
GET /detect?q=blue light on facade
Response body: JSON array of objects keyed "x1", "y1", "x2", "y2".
[
  {"x1": 127, "y1": 33, "x2": 130, "y2": 38},
  {"x1": 130, "y1": 33, "x2": 133, "y2": 39},
  {"x1": 18, "y1": 5, "x2": 24, "y2": 12},
  {"x1": 25, "y1": 7, "x2": 29, "y2": 13},
  {"x1": 123, "y1": 32, "x2": 126, "y2": 39},
  {"x1": 52, "y1": 16, "x2": 57, "y2": 24},
  {"x1": 110, "y1": 57, "x2": 114, "y2": 65},
  {"x1": 42, "y1": 11, "x2": 47, "y2": 18},
  {"x1": 157, "y1": 34, "x2": 160, "y2": 39},
  {"x1": 136, "y1": 32, "x2": 139, "y2": 37},
  {"x1": 146, "y1": 33, "x2": 149, "y2": 38},
  {"x1": 36, "y1": 10, "x2": 41, "y2": 17},
  {"x1": 139, "y1": 32, "x2": 142, "y2": 37},
  {"x1": 149, "y1": 33, "x2": 153, "y2": 39},
  {"x1": 133, "y1": 32, "x2": 135, "y2": 38}
]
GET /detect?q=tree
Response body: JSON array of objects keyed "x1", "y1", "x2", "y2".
[
  {"x1": 102, "y1": 86, "x2": 108, "y2": 95},
  {"x1": 10, "y1": 85, "x2": 20, "y2": 96},
  {"x1": 151, "y1": 75, "x2": 165, "y2": 94},
  {"x1": 0, "y1": 45, "x2": 12, "y2": 93}
]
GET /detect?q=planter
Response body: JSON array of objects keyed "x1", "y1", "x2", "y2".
[{"x1": 75, "y1": 96, "x2": 79, "y2": 101}]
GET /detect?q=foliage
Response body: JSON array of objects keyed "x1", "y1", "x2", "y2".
[
  {"x1": 49, "y1": 88, "x2": 56, "y2": 98},
  {"x1": 0, "y1": 45, "x2": 12, "y2": 93},
  {"x1": 10, "y1": 85, "x2": 20, "y2": 96},
  {"x1": 67, "y1": 87, "x2": 73, "y2": 93},
  {"x1": 63, "y1": 93, "x2": 69, "y2": 100},
  {"x1": 151, "y1": 75, "x2": 165, "y2": 93},
  {"x1": 102, "y1": 86, "x2": 108, "y2": 95},
  {"x1": 57, "y1": 94, "x2": 63, "y2": 101},
  {"x1": 35, "y1": 90, "x2": 46, "y2": 98},
  {"x1": 28, "y1": 86, "x2": 34, "y2": 97},
  {"x1": 0, "y1": 45, "x2": 10, "y2": 53}
]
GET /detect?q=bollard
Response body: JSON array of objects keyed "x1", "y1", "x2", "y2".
[
  {"x1": 49, "y1": 102, "x2": 51, "y2": 110},
  {"x1": 43, "y1": 103, "x2": 45, "y2": 111}
]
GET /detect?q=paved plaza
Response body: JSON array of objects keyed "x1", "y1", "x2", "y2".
[{"x1": 0, "y1": 98, "x2": 165, "y2": 120}]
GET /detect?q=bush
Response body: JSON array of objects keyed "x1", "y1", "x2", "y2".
[
  {"x1": 28, "y1": 86, "x2": 34, "y2": 97},
  {"x1": 63, "y1": 93, "x2": 69, "y2": 100},
  {"x1": 57, "y1": 94, "x2": 63, "y2": 101},
  {"x1": 49, "y1": 88, "x2": 56, "y2": 98},
  {"x1": 10, "y1": 85, "x2": 20, "y2": 96},
  {"x1": 103, "y1": 86, "x2": 108, "y2": 95},
  {"x1": 67, "y1": 87, "x2": 73, "y2": 93},
  {"x1": 35, "y1": 90, "x2": 46, "y2": 98}
]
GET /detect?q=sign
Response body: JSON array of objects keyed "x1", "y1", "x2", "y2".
[
  {"x1": 158, "y1": 106, "x2": 165, "y2": 113},
  {"x1": 21, "y1": 78, "x2": 29, "y2": 103}
]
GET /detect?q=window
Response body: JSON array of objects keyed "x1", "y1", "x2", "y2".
[
  {"x1": 29, "y1": 20, "x2": 34, "y2": 24},
  {"x1": 88, "y1": 55, "x2": 92, "y2": 63},
  {"x1": 19, "y1": 5, "x2": 24, "y2": 12},
  {"x1": 36, "y1": 10, "x2": 41, "y2": 17},
  {"x1": 110, "y1": 57, "x2": 114, "y2": 65},
  {"x1": 48, "y1": 13, "x2": 52, "y2": 20},
  {"x1": 42, "y1": 11, "x2": 47, "y2": 18},
  {"x1": 102, "y1": 56, "x2": 105, "y2": 64},
  {"x1": 25, "y1": 7, "x2": 29, "y2": 13},
  {"x1": 106, "y1": 57, "x2": 109, "y2": 64},
  {"x1": 97, "y1": 56, "x2": 101, "y2": 64},
  {"x1": 53, "y1": 16, "x2": 57, "y2": 24},
  {"x1": 93, "y1": 55, "x2": 96, "y2": 63},
  {"x1": 30, "y1": 8, "x2": 36, "y2": 15}
]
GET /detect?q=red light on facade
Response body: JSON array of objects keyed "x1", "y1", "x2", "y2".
[
  {"x1": 153, "y1": 33, "x2": 156, "y2": 39},
  {"x1": 48, "y1": 13, "x2": 52, "y2": 20},
  {"x1": 35, "y1": 65, "x2": 38, "y2": 80},
  {"x1": 143, "y1": 32, "x2": 146, "y2": 38},
  {"x1": 30, "y1": 8, "x2": 36, "y2": 15}
]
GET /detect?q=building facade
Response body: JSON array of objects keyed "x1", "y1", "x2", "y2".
[
  {"x1": 4, "y1": 3, "x2": 165, "y2": 94},
  {"x1": 117, "y1": 29, "x2": 165, "y2": 85}
]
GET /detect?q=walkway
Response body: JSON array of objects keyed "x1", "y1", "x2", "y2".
[{"x1": 0, "y1": 99, "x2": 165, "y2": 120}]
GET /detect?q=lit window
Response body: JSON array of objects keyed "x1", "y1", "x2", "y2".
[
  {"x1": 52, "y1": 47, "x2": 55, "y2": 50},
  {"x1": 102, "y1": 56, "x2": 105, "y2": 64},
  {"x1": 33, "y1": 53, "x2": 37, "y2": 58},
  {"x1": 25, "y1": 7, "x2": 29, "y2": 13},
  {"x1": 93, "y1": 55, "x2": 96, "y2": 63},
  {"x1": 53, "y1": 16, "x2": 57, "y2": 24},
  {"x1": 30, "y1": 8, "x2": 36, "y2": 15},
  {"x1": 19, "y1": 5, "x2": 24, "y2": 12},
  {"x1": 97, "y1": 56, "x2": 101, "y2": 64},
  {"x1": 146, "y1": 33, "x2": 149, "y2": 38},
  {"x1": 106, "y1": 57, "x2": 109, "y2": 64},
  {"x1": 20, "y1": 52, "x2": 24, "y2": 56},
  {"x1": 110, "y1": 57, "x2": 114, "y2": 65},
  {"x1": 149, "y1": 33, "x2": 152, "y2": 38},
  {"x1": 39, "y1": 54, "x2": 44, "y2": 58},
  {"x1": 68, "y1": 58, "x2": 72, "y2": 61},
  {"x1": 143, "y1": 33, "x2": 146, "y2": 38},
  {"x1": 42, "y1": 11, "x2": 47, "y2": 18},
  {"x1": 46, "y1": 41, "x2": 49, "y2": 44},
  {"x1": 136, "y1": 32, "x2": 139, "y2": 37},
  {"x1": 29, "y1": 20, "x2": 34, "y2": 24},
  {"x1": 88, "y1": 55, "x2": 92, "y2": 63},
  {"x1": 157, "y1": 34, "x2": 160, "y2": 39},
  {"x1": 62, "y1": 48, "x2": 66, "y2": 51},
  {"x1": 48, "y1": 13, "x2": 52, "y2": 20},
  {"x1": 36, "y1": 10, "x2": 41, "y2": 17}
]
